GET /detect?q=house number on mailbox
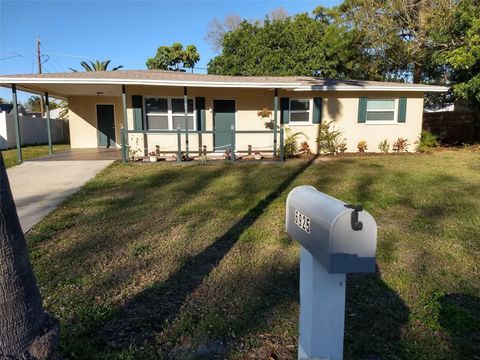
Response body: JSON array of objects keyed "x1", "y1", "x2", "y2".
[{"x1": 295, "y1": 210, "x2": 311, "y2": 234}]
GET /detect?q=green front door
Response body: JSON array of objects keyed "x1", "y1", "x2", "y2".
[
  {"x1": 214, "y1": 100, "x2": 236, "y2": 151},
  {"x1": 97, "y1": 104, "x2": 116, "y2": 147}
]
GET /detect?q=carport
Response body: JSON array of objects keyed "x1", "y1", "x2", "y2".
[{"x1": 0, "y1": 76, "x2": 130, "y2": 164}]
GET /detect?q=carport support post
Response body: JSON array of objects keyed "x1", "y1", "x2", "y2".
[
  {"x1": 273, "y1": 88, "x2": 278, "y2": 157},
  {"x1": 177, "y1": 127, "x2": 182, "y2": 163},
  {"x1": 230, "y1": 124, "x2": 235, "y2": 163},
  {"x1": 184, "y1": 87, "x2": 189, "y2": 160},
  {"x1": 45, "y1": 92, "x2": 53, "y2": 155},
  {"x1": 279, "y1": 127, "x2": 284, "y2": 162},
  {"x1": 121, "y1": 85, "x2": 129, "y2": 147},
  {"x1": 11, "y1": 84, "x2": 22, "y2": 163},
  {"x1": 298, "y1": 247, "x2": 346, "y2": 360},
  {"x1": 120, "y1": 127, "x2": 126, "y2": 163}
]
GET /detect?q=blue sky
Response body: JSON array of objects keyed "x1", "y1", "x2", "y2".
[{"x1": 0, "y1": 0, "x2": 341, "y2": 101}]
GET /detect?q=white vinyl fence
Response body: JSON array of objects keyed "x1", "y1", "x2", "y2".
[{"x1": 0, "y1": 112, "x2": 69, "y2": 149}]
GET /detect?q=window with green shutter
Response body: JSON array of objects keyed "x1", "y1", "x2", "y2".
[
  {"x1": 280, "y1": 97, "x2": 290, "y2": 124},
  {"x1": 195, "y1": 97, "x2": 206, "y2": 131},
  {"x1": 289, "y1": 99, "x2": 310, "y2": 123},
  {"x1": 132, "y1": 95, "x2": 144, "y2": 130},
  {"x1": 358, "y1": 98, "x2": 406, "y2": 124},
  {"x1": 312, "y1": 97, "x2": 322, "y2": 124}
]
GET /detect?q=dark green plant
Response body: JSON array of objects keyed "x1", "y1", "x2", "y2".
[
  {"x1": 316, "y1": 121, "x2": 344, "y2": 155},
  {"x1": 284, "y1": 128, "x2": 309, "y2": 158},
  {"x1": 416, "y1": 130, "x2": 439, "y2": 153}
]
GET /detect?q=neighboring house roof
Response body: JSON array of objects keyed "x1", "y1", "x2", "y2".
[{"x1": 0, "y1": 70, "x2": 449, "y2": 94}]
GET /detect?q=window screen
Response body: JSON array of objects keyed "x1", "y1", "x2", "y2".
[
  {"x1": 366, "y1": 99, "x2": 396, "y2": 121},
  {"x1": 290, "y1": 99, "x2": 310, "y2": 122}
]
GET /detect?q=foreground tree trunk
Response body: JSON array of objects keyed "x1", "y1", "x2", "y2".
[{"x1": 0, "y1": 153, "x2": 60, "y2": 359}]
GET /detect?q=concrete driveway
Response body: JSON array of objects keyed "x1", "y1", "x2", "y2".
[{"x1": 7, "y1": 160, "x2": 113, "y2": 233}]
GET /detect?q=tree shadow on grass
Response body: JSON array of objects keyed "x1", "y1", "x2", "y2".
[
  {"x1": 438, "y1": 294, "x2": 480, "y2": 358},
  {"x1": 96, "y1": 157, "x2": 318, "y2": 354}
]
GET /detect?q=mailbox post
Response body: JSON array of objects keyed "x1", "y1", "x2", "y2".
[{"x1": 286, "y1": 186, "x2": 377, "y2": 360}]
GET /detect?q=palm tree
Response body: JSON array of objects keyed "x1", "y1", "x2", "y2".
[
  {"x1": 0, "y1": 153, "x2": 60, "y2": 358},
  {"x1": 69, "y1": 59, "x2": 123, "y2": 72}
]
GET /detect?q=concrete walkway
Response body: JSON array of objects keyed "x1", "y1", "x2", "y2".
[{"x1": 7, "y1": 160, "x2": 113, "y2": 233}]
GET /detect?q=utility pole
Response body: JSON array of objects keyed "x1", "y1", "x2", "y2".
[{"x1": 36, "y1": 36, "x2": 45, "y2": 116}]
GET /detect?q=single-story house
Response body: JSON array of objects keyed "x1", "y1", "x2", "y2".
[{"x1": 0, "y1": 70, "x2": 448, "y2": 157}]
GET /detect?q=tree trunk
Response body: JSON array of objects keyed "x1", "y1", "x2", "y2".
[
  {"x1": 413, "y1": 63, "x2": 423, "y2": 84},
  {"x1": 0, "y1": 153, "x2": 60, "y2": 359}
]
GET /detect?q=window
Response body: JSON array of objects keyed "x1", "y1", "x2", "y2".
[
  {"x1": 366, "y1": 99, "x2": 396, "y2": 122},
  {"x1": 145, "y1": 97, "x2": 195, "y2": 130},
  {"x1": 145, "y1": 98, "x2": 168, "y2": 130},
  {"x1": 172, "y1": 98, "x2": 194, "y2": 130},
  {"x1": 289, "y1": 99, "x2": 310, "y2": 123}
]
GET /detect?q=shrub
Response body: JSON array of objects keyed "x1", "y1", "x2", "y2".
[
  {"x1": 299, "y1": 141, "x2": 311, "y2": 154},
  {"x1": 357, "y1": 140, "x2": 368, "y2": 153},
  {"x1": 337, "y1": 140, "x2": 347, "y2": 154},
  {"x1": 284, "y1": 128, "x2": 309, "y2": 158},
  {"x1": 392, "y1": 138, "x2": 409, "y2": 152},
  {"x1": 416, "y1": 130, "x2": 439, "y2": 153},
  {"x1": 378, "y1": 139, "x2": 390, "y2": 154},
  {"x1": 316, "y1": 121, "x2": 344, "y2": 155}
]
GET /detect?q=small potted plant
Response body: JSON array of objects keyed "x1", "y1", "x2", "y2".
[
  {"x1": 337, "y1": 141, "x2": 347, "y2": 154},
  {"x1": 357, "y1": 140, "x2": 368, "y2": 153},
  {"x1": 148, "y1": 151, "x2": 158, "y2": 162}
]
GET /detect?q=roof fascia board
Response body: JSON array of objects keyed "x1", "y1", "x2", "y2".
[
  {"x1": 0, "y1": 84, "x2": 68, "y2": 100},
  {"x1": 295, "y1": 85, "x2": 449, "y2": 92},
  {"x1": 0, "y1": 78, "x2": 302, "y2": 89}
]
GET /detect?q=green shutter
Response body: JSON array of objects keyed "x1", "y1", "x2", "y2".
[
  {"x1": 132, "y1": 95, "x2": 144, "y2": 130},
  {"x1": 358, "y1": 97, "x2": 367, "y2": 123},
  {"x1": 398, "y1": 97, "x2": 407, "y2": 123},
  {"x1": 280, "y1": 97, "x2": 290, "y2": 124},
  {"x1": 312, "y1": 97, "x2": 322, "y2": 124},
  {"x1": 195, "y1": 97, "x2": 206, "y2": 130}
]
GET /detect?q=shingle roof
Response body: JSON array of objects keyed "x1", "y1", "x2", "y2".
[{"x1": 0, "y1": 70, "x2": 449, "y2": 92}]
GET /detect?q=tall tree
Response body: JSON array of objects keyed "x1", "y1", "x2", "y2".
[
  {"x1": 328, "y1": 0, "x2": 456, "y2": 83},
  {"x1": 25, "y1": 96, "x2": 60, "y2": 113},
  {"x1": 146, "y1": 43, "x2": 200, "y2": 72},
  {"x1": 70, "y1": 59, "x2": 123, "y2": 72},
  {"x1": 207, "y1": 13, "x2": 361, "y2": 78},
  {"x1": 0, "y1": 153, "x2": 60, "y2": 359},
  {"x1": 434, "y1": 0, "x2": 480, "y2": 111},
  {"x1": 205, "y1": 14, "x2": 243, "y2": 51}
]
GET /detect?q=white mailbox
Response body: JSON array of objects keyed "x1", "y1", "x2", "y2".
[
  {"x1": 286, "y1": 186, "x2": 378, "y2": 360},
  {"x1": 286, "y1": 185, "x2": 377, "y2": 273}
]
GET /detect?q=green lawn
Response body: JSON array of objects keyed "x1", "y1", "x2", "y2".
[
  {"x1": 1, "y1": 144, "x2": 70, "y2": 168},
  {"x1": 26, "y1": 151, "x2": 480, "y2": 359}
]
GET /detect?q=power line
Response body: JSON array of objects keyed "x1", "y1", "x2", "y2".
[
  {"x1": 44, "y1": 51, "x2": 145, "y2": 64},
  {"x1": 0, "y1": 53, "x2": 23, "y2": 60}
]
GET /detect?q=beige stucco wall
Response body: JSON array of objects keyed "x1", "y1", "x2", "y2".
[
  {"x1": 68, "y1": 96, "x2": 124, "y2": 148},
  {"x1": 68, "y1": 86, "x2": 424, "y2": 154}
]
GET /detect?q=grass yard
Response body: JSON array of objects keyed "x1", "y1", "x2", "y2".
[
  {"x1": 1, "y1": 144, "x2": 70, "y2": 168},
  {"x1": 26, "y1": 151, "x2": 480, "y2": 359}
]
